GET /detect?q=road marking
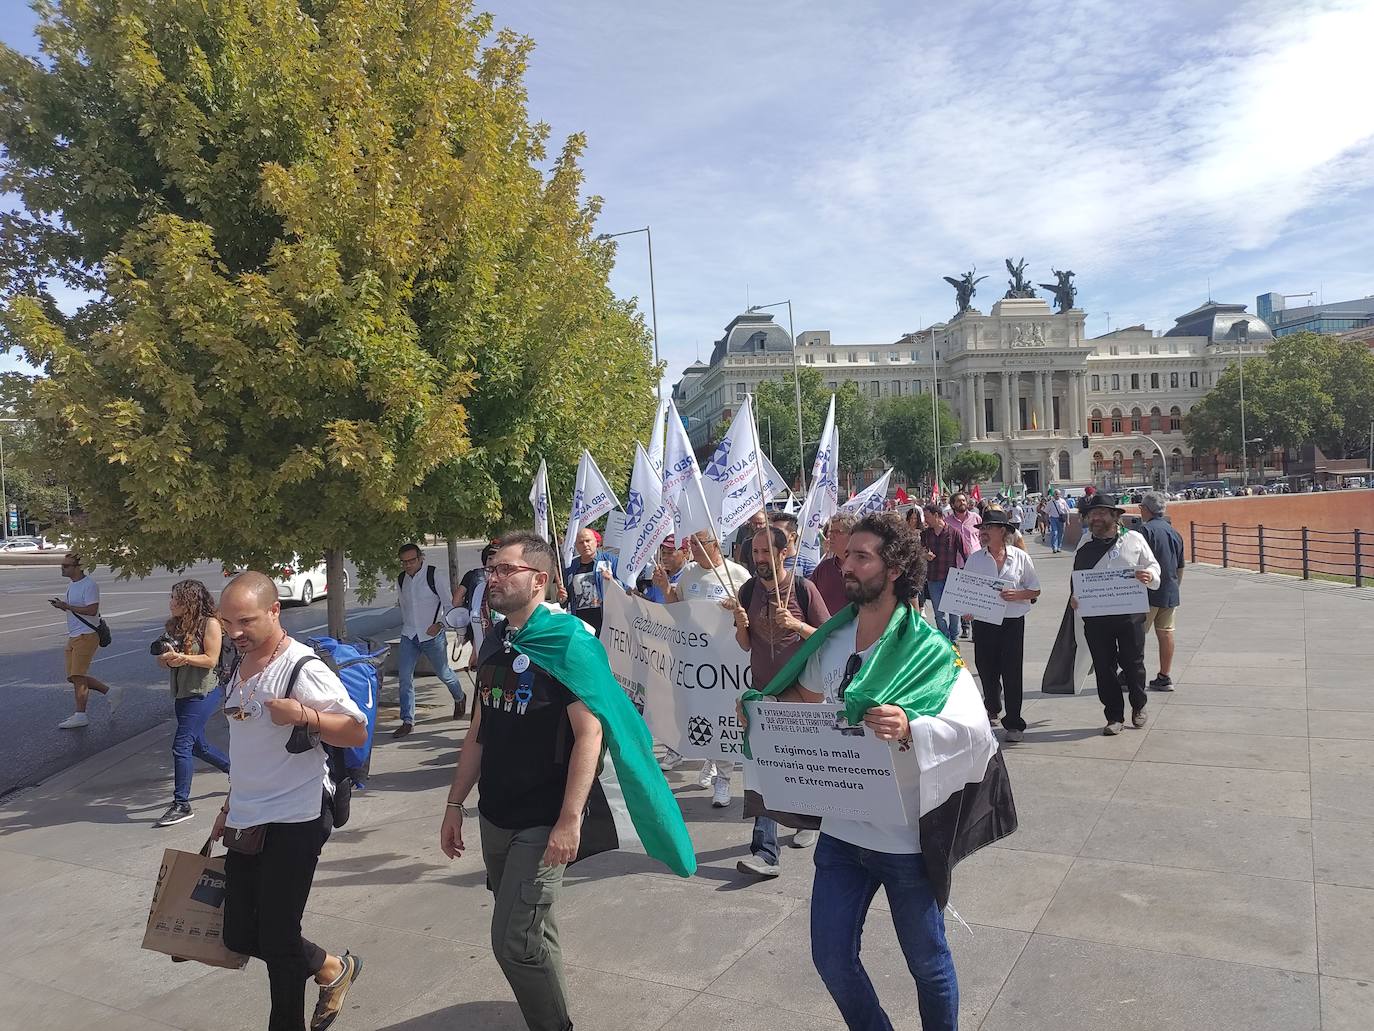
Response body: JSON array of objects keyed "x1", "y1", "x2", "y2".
[
  {"x1": 0, "y1": 610, "x2": 41, "y2": 619},
  {"x1": 0, "y1": 607, "x2": 147, "y2": 636}
]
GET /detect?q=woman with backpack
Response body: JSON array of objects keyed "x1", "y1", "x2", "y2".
[{"x1": 152, "y1": 579, "x2": 231, "y2": 827}]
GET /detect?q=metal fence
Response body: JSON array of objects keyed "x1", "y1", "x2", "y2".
[{"x1": 1189, "y1": 523, "x2": 1373, "y2": 586}]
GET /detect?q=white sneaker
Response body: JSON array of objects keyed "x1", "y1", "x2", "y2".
[
  {"x1": 791, "y1": 829, "x2": 819, "y2": 848},
  {"x1": 697, "y1": 763, "x2": 716, "y2": 789},
  {"x1": 736, "y1": 854, "x2": 780, "y2": 878},
  {"x1": 658, "y1": 749, "x2": 683, "y2": 772},
  {"x1": 104, "y1": 683, "x2": 125, "y2": 714},
  {"x1": 711, "y1": 777, "x2": 731, "y2": 808},
  {"x1": 58, "y1": 712, "x2": 89, "y2": 729}
]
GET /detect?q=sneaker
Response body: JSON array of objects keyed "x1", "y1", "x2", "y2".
[
  {"x1": 658, "y1": 749, "x2": 683, "y2": 772},
  {"x1": 391, "y1": 722, "x2": 412, "y2": 739},
  {"x1": 1132, "y1": 708, "x2": 1148, "y2": 729},
  {"x1": 960, "y1": 625, "x2": 970, "y2": 639},
  {"x1": 104, "y1": 683, "x2": 126, "y2": 714},
  {"x1": 988, "y1": 713, "x2": 1000, "y2": 727},
  {"x1": 57, "y1": 712, "x2": 89, "y2": 729},
  {"x1": 311, "y1": 951, "x2": 363, "y2": 1031},
  {"x1": 736, "y1": 854, "x2": 781, "y2": 878},
  {"x1": 155, "y1": 803, "x2": 194, "y2": 827},
  {"x1": 791, "y1": 829, "x2": 819, "y2": 848},
  {"x1": 711, "y1": 777, "x2": 731, "y2": 808},
  {"x1": 697, "y1": 764, "x2": 716, "y2": 789},
  {"x1": 1148, "y1": 674, "x2": 1174, "y2": 692},
  {"x1": 1004, "y1": 728, "x2": 1024, "y2": 743},
  {"x1": 1103, "y1": 721, "x2": 1125, "y2": 736}
]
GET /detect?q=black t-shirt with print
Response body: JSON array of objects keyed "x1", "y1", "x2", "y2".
[
  {"x1": 568, "y1": 559, "x2": 604, "y2": 633},
  {"x1": 475, "y1": 623, "x2": 578, "y2": 830}
]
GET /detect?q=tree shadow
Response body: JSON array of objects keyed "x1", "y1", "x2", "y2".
[{"x1": 378, "y1": 1000, "x2": 525, "y2": 1030}]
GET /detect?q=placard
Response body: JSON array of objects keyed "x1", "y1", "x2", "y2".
[
  {"x1": 743, "y1": 700, "x2": 908, "y2": 824},
  {"x1": 600, "y1": 582, "x2": 754, "y2": 760},
  {"x1": 601, "y1": 510, "x2": 628, "y2": 552},
  {"x1": 937, "y1": 567, "x2": 1009, "y2": 624},
  {"x1": 1072, "y1": 568, "x2": 1149, "y2": 616}
]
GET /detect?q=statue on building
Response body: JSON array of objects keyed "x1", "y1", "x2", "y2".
[
  {"x1": 943, "y1": 269, "x2": 986, "y2": 315},
  {"x1": 1039, "y1": 268, "x2": 1077, "y2": 313},
  {"x1": 1004, "y1": 258, "x2": 1036, "y2": 299}
]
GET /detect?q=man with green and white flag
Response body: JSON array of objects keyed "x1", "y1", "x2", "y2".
[
  {"x1": 739, "y1": 511, "x2": 1017, "y2": 1031},
  {"x1": 440, "y1": 531, "x2": 695, "y2": 1031}
]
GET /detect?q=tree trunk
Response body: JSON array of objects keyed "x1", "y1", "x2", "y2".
[
  {"x1": 446, "y1": 536, "x2": 460, "y2": 586},
  {"x1": 325, "y1": 547, "x2": 347, "y2": 640}
]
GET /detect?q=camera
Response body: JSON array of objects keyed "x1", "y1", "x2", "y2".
[{"x1": 150, "y1": 633, "x2": 178, "y2": 656}]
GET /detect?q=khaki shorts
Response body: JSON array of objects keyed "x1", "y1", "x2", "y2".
[
  {"x1": 65, "y1": 632, "x2": 99, "y2": 678},
  {"x1": 1144, "y1": 607, "x2": 1177, "y2": 633}
]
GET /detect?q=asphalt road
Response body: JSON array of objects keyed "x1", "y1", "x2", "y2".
[{"x1": 0, "y1": 543, "x2": 484, "y2": 796}]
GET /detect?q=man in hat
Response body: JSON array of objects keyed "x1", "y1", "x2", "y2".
[
  {"x1": 1137, "y1": 491, "x2": 1185, "y2": 691},
  {"x1": 1070, "y1": 495, "x2": 1160, "y2": 735}
]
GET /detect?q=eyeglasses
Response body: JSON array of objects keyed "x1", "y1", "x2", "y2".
[
  {"x1": 838, "y1": 652, "x2": 863, "y2": 700},
  {"x1": 486, "y1": 562, "x2": 542, "y2": 581}
]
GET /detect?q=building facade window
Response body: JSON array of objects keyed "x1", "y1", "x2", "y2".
[
  {"x1": 1111, "y1": 408, "x2": 1123, "y2": 434},
  {"x1": 827, "y1": 352, "x2": 836, "y2": 363},
  {"x1": 736, "y1": 382, "x2": 746, "y2": 401},
  {"x1": 847, "y1": 352, "x2": 857, "y2": 363},
  {"x1": 1053, "y1": 396, "x2": 1061, "y2": 430},
  {"x1": 1058, "y1": 450, "x2": 1071, "y2": 480},
  {"x1": 1190, "y1": 371, "x2": 1199, "y2": 388},
  {"x1": 985, "y1": 398, "x2": 995, "y2": 434},
  {"x1": 1131, "y1": 407, "x2": 1142, "y2": 432},
  {"x1": 1131, "y1": 373, "x2": 1140, "y2": 390},
  {"x1": 1090, "y1": 409, "x2": 1103, "y2": 435},
  {"x1": 1092, "y1": 451, "x2": 1104, "y2": 474},
  {"x1": 1111, "y1": 374, "x2": 1121, "y2": 390},
  {"x1": 1019, "y1": 397, "x2": 1029, "y2": 430},
  {"x1": 805, "y1": 353, "x2": 815, "y2": 363},
  {"x1": 1169, "y1": 406, "x2": 1182, "y2": 431},
  {"x1": 1112, "y1": 450, "x2": 1124, "y2": 473},
  {"x1": 889, "y1": 352, "x2": 900, "y2": 362},
  {"x1": 869, "y1": 381, "x2": 880, "y2": 396},
  {"x1": 1170, "y1": 372, "x2": 1179, "y2": 388},
  {"x1": 1151, "y1": 373, "x2": 1160, "y2": 389},
  {"x1": 891, "y1": 380, "x2": 902, "y2": 396},
  {"x1": 1091, "y1": 374, "x2": 1101, "y2": 391},
  {"x1": 1150, "y1": 406, "x2": 1162, "y2": 432},
  {"x1": 827, "y1": 381, "x2": 837, "y2": 390},
  {"x1": 910, "y1": 350, "x2": 921, "y2": 362},
  {"x1": 870, "y1": 351, "x2": 880, "y2": 363}
]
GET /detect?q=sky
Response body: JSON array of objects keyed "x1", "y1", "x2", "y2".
[{"x1": 4, "y1": 0, "x2": 1374, "y2": 386}]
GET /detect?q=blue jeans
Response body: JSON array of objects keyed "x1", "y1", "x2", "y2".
[
  {"x1": 924, "y1": 579, "x2": 960, "y2": 642},
  {"x1": 752, "y1": 816, "x2": 780, "y2": 865},
  {"x1": 1048, "y1": 516, "x2": 1064, "y2": 552},
  {"x1": 398, "y1": 633, "x2": 465, "y2": 725},
  {"x1": 172, "y1": 685, "x2": 230, "y2": 804},
  {"x1": 811, "y1": 834, "x2": 958, "y2": 1031}
]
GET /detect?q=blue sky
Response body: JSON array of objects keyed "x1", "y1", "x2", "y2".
[{"x1": 5, "y1": 0, "x2": 1374, "y2": 386}]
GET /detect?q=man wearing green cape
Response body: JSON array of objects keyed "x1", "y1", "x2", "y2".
[
  {"x1": 739, "y1": 513, "x2": 1017, "y2": 1031},
  {"x1": 440, "y1": 532, "x2": 694, "y2": 1031}
]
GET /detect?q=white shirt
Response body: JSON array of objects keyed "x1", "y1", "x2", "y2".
[
  {"x1": 1080, "y1": 528, "x2": 1162, "y2": 591},
  {"x1": 65, "y1": 576, "x2": 99, "y2": 637},
  {"x1": 400, "y1": 563, "x2": 451, "y2": 641},
  {"x1": 798, "y1": 621, "x2": 922, "y2": 855},
  {"x1": 963, "y1": 546, "x2": 1041, "y2": 619},
  {"x1": 225, "y1": 639, "x2": 365, "y2": 828},
  {"x1": 675, "y1": 558, "x2": 750, "y2": 603}
]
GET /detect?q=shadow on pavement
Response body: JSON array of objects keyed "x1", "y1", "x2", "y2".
[{"x1": 378, "y1": 1000, "x2": 525, "y2": 1029}]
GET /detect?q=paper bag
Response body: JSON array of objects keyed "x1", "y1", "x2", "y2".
[{"x1": 141, "y1": 840, "x2": 248, "y2": 969}]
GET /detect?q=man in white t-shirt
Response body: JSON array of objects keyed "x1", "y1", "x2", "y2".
[
  {"x1": 670, "y1": 530, "x2": 750, "y2": 604},
  {"x1": 213, "y1": 572, "x2": 368, "y2": 1031},
  {"x1": 393, "y1": 542, "x2": 466, "y2": 738},
  {"x1": 49, "y1": 554, "x2": 118, "y2": 729}
]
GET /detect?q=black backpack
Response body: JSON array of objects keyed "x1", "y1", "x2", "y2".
[
  {"x1": 397, "y1": 564, "x2": 442, "y2": 626},
  {"x1": 738, "y1": 576, "x2": 813, "y2": 624}
]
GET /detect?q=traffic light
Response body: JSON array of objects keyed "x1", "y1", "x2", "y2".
[{"x1": 1081, "y1": 434, "x2": 1090, "y2": 449}]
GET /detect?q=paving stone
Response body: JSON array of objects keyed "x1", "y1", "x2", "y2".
[
  {"x1": 1187, "y1": 650, "x2": 1306, "y2": 669},
  {"x1": 1309, "y1": 738, "x2": 1374, "y2": 824},
  {"x1": 992, "y1": 789, "x2": 1107, "y2": 857},
  {"x1": 981, "y1": 934, "x2": 1319, "y2": 1031},
  {"x1": 942, "y1": 846, "x2": 1074, "y2": 932},
  {"x1": 1151, "y1": 703, "x2": 1309, "y2": 737},
  {"x1": 1037, "y1": 858, "x2": 1317, "y2": 972},
  {"x1": 657, "y1": 992, "x2": 845, "y2": 1029},
  {"x1": 1317, "y1": 883, "x2": 1374, "y2": 981},
  {"x1": 1320, "y1": 976, "x2": 1374, "y2": 1031},
  {"x1": 1134, "y1": 729, "x2": 1310, "y2": 772},
  {"x1": 1168, "y1": 683, "x2": 1309, "y2": 709},
  {"x1": 1307, "y1": 686, "x2": 1374, "y2": 712},
  {"x1": 1112, "y1": 761, "x2": 1311, "y2": 820},
  {"x1": 1306, "y1": 709, "x2": 1374, "y2": 740},
  {"x1": 999, "y1": 753, "x2": 1130, "y2": 801},
  {"x1": 0, "y1": 972, "x2": 188, "y2": 1031},
  {"x1": 1312, "y1": 820, "x2": 1374, "y2": 889}
]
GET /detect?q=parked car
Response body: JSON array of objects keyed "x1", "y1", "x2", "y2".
[
  {"x1": 0, "y1": 537, "x2": 42, "y2": 553},
  {"x1": 223, "y1": 555, "x2": 350, "y2": 605}
]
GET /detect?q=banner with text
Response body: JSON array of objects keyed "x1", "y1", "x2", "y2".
[
  {"x1": 601, "y1": 584, "x2": 754, "y2": 761},
  {"x1": 1072, "y1": 568, "x2": 1149, "y2": 616},
  {"x1": 744, "y1": 700, "x2": 911, "y2": 825}
]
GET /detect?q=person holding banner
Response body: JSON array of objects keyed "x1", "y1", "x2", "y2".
[
  {"x1": 644, "y1": 537, "x2": 690, "y2": 605},
  {"x1": 738, "y1": 512, "x2": 1016, "y2": 1031},
  {"x1": 1070, "y1": 495, "x2": 1161, "y2": 736},
  {"x1": 561, "y1": 528, "x2": 616, "y2": 635},
  {"x1": 962, "y1": 511, "x2": 1041, "y2": 743},
  {"x1": 671, "y1": 530, "x2": 750, "y2": 604}
]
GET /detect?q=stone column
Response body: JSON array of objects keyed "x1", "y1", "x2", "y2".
[
  {"x1": 960, "y1": 373, "x2": 974, "y2": 442},
  {"x1": 1071, "y1": 372, "x2": 1084, "y2": 436},
  {"x1": 974, "y1": 373, "x2": 986, "y2": 441},
  {"x1": 1002, "y1": 371, "x2": 1016, "y2": 440},
  {"x1": 1034, "y1": 371, "x2": 1047, "y2": 433}
]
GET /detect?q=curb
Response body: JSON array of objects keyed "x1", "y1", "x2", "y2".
[{"x1": 7, "y1": 719, "x2": 173, "y2": 803}]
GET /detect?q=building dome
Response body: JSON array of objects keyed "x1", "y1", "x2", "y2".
[
  {"x1": 708, "y1": 312, "x2": 794, "y2": 364},
  {"x1": 1164, "y1": 301, "x2": 1274, "y2": 345}
]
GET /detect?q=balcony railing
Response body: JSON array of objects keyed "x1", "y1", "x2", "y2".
[{"x1": 1189, "y1": 522, "x2": 1372, "y2": 586}]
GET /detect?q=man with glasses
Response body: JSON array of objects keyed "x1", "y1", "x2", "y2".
[
  {"x1": 392, "y1": 542, "x2": 467, "y2": 739},
  {"x1": 439, "y1": 532, "x2": 605, "y2": 1031},
  {"x1": 49, "y1": 553, "x2": 119, "y2": 728}
]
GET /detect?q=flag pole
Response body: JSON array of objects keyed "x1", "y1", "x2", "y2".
[
  {"x1": 749, "y1": 398, "x2": 785, "y2": 611},
  {"x1": 547, "y1": 498, "x2": 567, "y2": 597}
]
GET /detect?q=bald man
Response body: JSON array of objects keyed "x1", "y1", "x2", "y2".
[{"x1": 214, "y1": 572, "x2": 369, "y2": 1031}]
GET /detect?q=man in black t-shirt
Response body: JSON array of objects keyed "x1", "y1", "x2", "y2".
[{"x1": 440, "y1": 532, "x2": 603, "y2": 1031}]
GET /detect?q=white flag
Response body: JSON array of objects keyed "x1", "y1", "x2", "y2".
[
  {"x1": 700, "y1": 396, "x2": 783, "y2": 537},
  {"x1": 663, "y1": 399, "x2": 716, "y2": 539},
  {"x1": 618, "y1": 443, "x2": 675, "y2": 587},
  {"x1": 839, "y1": 468, "x2": 893, "y2": 516},
  {"x1": 561, "y1": 449, "x2": 621, "y2": 566},
  {"x1": 530, "y1": 458, "x2": 551, "y2": 543},
  {"x1": 646, "y1": 398, "x2": 670, "y2": 478},
  {"x1": 796, "y1": 396, "x2": 839, "y2": 569}
]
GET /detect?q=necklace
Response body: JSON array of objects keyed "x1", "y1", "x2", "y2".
[{"x1": 225, "y1": 631, "x2": 288, "y2": 720}]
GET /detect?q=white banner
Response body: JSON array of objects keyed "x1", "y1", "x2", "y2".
[
  {"x1": 937, "y1": 567, "x2": 1009, "y2": 624},
  {"x1": 561, "y1": 449, "x2": 621, "y2": 566},
  {"x1": 600, "y1": 583, "x2": 754, "y2": 761},
  {"x1": 663, "y1": 398, "x2": 717, "y2": 540},
  {"x1": 796, "y1": 396, "x2": 839, "y2": 570},
  {"x1": 840, "y1": 468, "x2": 893, "y2": 515},
  {"x1": 618, "y1": 443, "x2": 674, "y2": 587},
  {"x1": 529, "y1": 458, "x2": 551, "y2": 543},
  {"x1": 744, "y1": 700, "x2": 910, "y2": 824},
  {"x1": 700, "y1": 397, "x2": 783, "y2": 537},
  {"x1": 1072, "y1": 568, "x2": 1150, "y2": 616}
]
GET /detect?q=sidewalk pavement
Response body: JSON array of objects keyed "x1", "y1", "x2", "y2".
[{"x1": 2, "y1": 553, "x2": 1372, "y2": 1030}]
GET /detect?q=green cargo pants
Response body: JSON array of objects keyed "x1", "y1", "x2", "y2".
[{"x1": 478, "y1": 813, "x2": 571, "y2": 1031}]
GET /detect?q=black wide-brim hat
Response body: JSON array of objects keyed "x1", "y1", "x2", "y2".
[
  {"x1": 1079, "y1": 495, "x2": 1125, "y2": 516},
  {"x1": 980, "y1": 509, "x2": 1017, "y2": 528}
]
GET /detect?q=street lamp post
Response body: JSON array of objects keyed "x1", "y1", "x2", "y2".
[
  {"x1": 0, "y1": 418, "x2": 18, "y2": 540},
  {"x1": 1231, "y1": 321, "x2": 1253, "y2": 488},
  {"x1": 747, "y1": 300, "x2": 808, "y2": 495},
  {"x1": 596, "y1": 226, "x2": 661, "y2": 400}
]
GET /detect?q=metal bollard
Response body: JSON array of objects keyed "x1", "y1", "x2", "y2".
[
  {"x1": 1221, "y1": 523, "x2": 1229, "y2": 568},
  {"x1": 1257, "y1": 525, "x2": 1265, "y2": 574},
  {"x1": 1355, "y1": 529, "x2": 1363, "y2": 588},
  {"x1": 1301, "y1": 527, "x2": 1310, "y2": 580}
]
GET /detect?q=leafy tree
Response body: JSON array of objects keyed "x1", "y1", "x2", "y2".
[
  {"x1": 0, "y1": 372, "x2": 76, "y2": 531},
  {"x1": 752, "y1": 368, "x2": 881, "y2": 490},
  {"x1": 1186, "y1": 333, "x2": 1374, "y2": 466},
  {"x1": 874, "y1": 395, "x2": 959, "y2": 487},
  {"x1": 0, "y1": 1, "x2": 654, "y2": 634},
  {"x1": 944, "y1": 449, "x2": 1001, "y2": 489}
]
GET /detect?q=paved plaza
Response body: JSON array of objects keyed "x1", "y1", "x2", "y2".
[{"x1": 1, "y1": 550, "x2": 1372, "y2": 1030}]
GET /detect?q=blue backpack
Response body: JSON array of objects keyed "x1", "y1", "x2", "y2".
[{"x1": 305, "y1": 637, "x2": 386, "y2": 790}]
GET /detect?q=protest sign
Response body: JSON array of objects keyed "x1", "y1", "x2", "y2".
[
  {"x1": 601, "y1": 510, "x2": 628, "y2": 552},
  {"x1": 1072, "y1": 568, "x2": 1149, "y2": 616},
  {"x1": 600, "y1": 583, "x2": 754, "y2": 760},
  {"x1": 937, "y1": 567, "x2": 1008, "y2": 624},
  {"x1": 743, "y1": 700, "x2": 909, "y2": 824}
]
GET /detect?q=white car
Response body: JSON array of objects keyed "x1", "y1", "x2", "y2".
[
  {"x1": 224, "y1": 556, "x2": 350, "y2": 605},
  {"x1": 0, "y1": 538, "x2": 41, "y2": 553}
]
